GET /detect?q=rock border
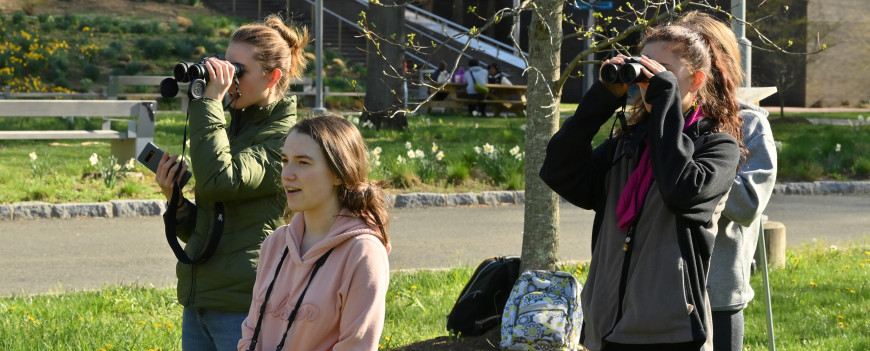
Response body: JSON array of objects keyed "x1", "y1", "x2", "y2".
[{"x1": 1, "y1": 182, "x2": 867, "y2": 221}]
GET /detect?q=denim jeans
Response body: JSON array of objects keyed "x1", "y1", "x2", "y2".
[{"x1": 182, "y1": 307, "x2": 248, "y2": 351}]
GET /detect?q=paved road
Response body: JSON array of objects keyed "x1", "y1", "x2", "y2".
[{"x1": 0, "y1": 195, "x2": 867, "y2": 296}]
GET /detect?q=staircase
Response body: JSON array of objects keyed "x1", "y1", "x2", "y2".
[{"x1": 201, "y1": 0, "x2": 528, "y2": 85}]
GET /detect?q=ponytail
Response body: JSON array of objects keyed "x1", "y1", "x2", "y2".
[
  {"x1": 232, "y1": 14, "x2": 311, "y2": 97},
  {"x1": 341, "y1": 181, "x2": 391, "y2": 246}
]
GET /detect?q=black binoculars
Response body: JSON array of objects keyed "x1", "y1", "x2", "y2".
[
  {"x1": 160, "y1": 56, "x2": 245, "y2": 100},
  {"x1": 600, "y1": 57, "x2": 648, "y2": 85}
]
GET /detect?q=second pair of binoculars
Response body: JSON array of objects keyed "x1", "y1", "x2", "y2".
[{"x1": 601, "y1": 57, "x2": 649, "y2": 85}]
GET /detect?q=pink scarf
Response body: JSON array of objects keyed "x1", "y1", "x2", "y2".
[{"x1": 616, "y1": 106, "x2": 705, "y2": 231}]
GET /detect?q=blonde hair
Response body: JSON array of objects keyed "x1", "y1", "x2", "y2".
[{"x1": 231, "y1": 14, "x2": 311, "y2": 96}]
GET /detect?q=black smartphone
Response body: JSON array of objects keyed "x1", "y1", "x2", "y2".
[{"x1": 137, "y1": 142, "x2": 192, "y2": 188}]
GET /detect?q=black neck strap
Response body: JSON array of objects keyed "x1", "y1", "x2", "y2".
[
  {"x1": 164, "y1": 91, "x2": 242, "y2": 265},
  {"x1": 248, "y1": 247, "x2": 335, "y2": 351}
]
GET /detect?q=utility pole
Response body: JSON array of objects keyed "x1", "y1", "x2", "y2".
[
  {"x1": 313, "y1": 0, "x2": 327, "y2": 114},
  {"x1": 732, "y1": 0, "x2": 752, "y2": 87}
]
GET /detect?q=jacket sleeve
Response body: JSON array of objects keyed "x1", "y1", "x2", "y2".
[
  {"x1": 644, "y1": 72, "x2": 740, "y2": 221},
  {"x1": 539, "y1": 82, "x2": 623, "y2": 210},
  {"x1": 723, "y1": 108, "x2": 777, "y2": 226},
  {"x1": 334, "y1": 237, "x2": 390, "y2": 351},
  {"x1": 187, "y1": 98, "x2": 285, "y2": 203}
]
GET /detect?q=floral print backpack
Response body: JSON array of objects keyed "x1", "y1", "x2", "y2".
[{"x1": 500, "y1": 270, "x2": 582, "y2": 351}]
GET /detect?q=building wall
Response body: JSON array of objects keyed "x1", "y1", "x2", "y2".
[{"x1": 805, "y1": 0, "x2": 870, "y2": 107}]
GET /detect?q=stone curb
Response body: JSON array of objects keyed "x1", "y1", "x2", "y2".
[{"x1": 1, "y1": 182, "x2": 867, "y2": 221}]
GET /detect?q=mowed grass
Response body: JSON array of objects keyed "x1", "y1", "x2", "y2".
[
  {"x1": 1, "y1": 110, "x2": 869, "y2": 204},
  {"x1": 1, "y1": 243, "x2": 866, "y2": 350}
]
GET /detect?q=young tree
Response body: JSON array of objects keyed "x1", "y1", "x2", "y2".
[{"x1": 357, "y1": 0, "x2": 824, "y2": 271}]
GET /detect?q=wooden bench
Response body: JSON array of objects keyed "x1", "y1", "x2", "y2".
[
  {"x1": 107, "y1": 75, "x2": 189, "y2": 112},
  {"x1": 422, "y1": 83, "x2": 527, "y2": 116},
  {"x1": 0, "y1": 100, "x2": 157, "y2": 161}
]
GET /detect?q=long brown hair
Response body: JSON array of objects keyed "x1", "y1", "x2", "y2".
[
  {"x1": 629, "y1": 19, "x2": 744, "y2": 150},
  {"x1": 231, "y1": 14, "x2": 311, "y2": 97},
  {"x1": 289, "y1": 115, "x2": 390, "y2": 246}
]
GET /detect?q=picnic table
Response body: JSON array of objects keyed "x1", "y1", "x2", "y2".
[{"x1": 422, "y1": 82, "x2": 527, "y2": 116}]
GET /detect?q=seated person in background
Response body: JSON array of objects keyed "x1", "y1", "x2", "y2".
[
  {"x1": 487, "y1": 63, "x2": 512, "y2": 85},
  {"x1": 462, "y1": 58, "x2": 488, "y2": 117},
  {"x1": 430, "y1": 60, "x2": 450, "y2": 100}
]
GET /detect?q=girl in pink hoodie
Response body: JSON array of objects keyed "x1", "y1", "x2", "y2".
[{"x1": 239, "y1": 115, "x2": 391, "y2": 351}]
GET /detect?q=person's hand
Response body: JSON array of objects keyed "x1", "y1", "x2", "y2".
[
  {"x1": 599, "y1": 55, "x2": 632, "y2": 98},
  {"x1": 638, "y1": 55, "x2": 668, "y2": 79},
  {"x1": 203, "y1": 57, "x2": 235, "y2": 101},
  {"x1": 155, "y1": 152, "x2": 189, "y2": 206}
]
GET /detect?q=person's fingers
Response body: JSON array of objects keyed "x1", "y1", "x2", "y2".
[
  {"x1": 206, "y1": 59, "x2": 217, "y2": 83},
  {"x1": 176, "y1": 162, "x2": 189, "y2": 187},
  {"x1": 639, "y1": 55, "x2": 666, "y2": 78}
]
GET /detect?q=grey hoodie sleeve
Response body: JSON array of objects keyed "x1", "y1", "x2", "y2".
[{"x1": 723, "y1": 105, "x2": 778, "y2": 226}]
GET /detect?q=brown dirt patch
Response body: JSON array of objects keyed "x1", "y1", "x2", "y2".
[
  {"x1": 0, "y1": 0, "x2": 219, "y2": 20},
  {"x1": 392, "y1": 328, "x2": 501, "y2": 351}
]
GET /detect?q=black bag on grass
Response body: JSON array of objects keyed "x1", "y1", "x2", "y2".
[{"x1": 446, "y1": 255, "x2": 521, "y2": 336}]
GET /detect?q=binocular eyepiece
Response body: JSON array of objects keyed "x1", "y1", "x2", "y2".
[
  {"x1": 600, "y1": 57, "x2": 648, "y2": 85},
  {"x1": 160, "y1": 56, "x2": 245, "y2": 100}
]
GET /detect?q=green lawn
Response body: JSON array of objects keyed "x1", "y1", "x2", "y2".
[
  {"x1": 1, "y1": 243, "x2": 866, "y2": 350},
  {"x1": 1, "y1": 110, "x2": 868, "y2": 204}
]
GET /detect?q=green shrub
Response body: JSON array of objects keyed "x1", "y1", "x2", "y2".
[
  {"x1": 143, "y1": 39, "x2": 172, "y2": 60},
  {"x1": 173, "y1": 38, "x2": 194, "y2": 58},
  {"x1": 125, "y1": 61, "x2": 145, "y2": 75},
  {"x1": 83, "y1": 64, "x2": 101, "y2": 81},
  {"x1": 37, "y1": 13, "x2": 50, "y2": 23},
  {"x1": 11, "y1": 11, "x2": 25, "y2": 25},
  {"x1": 852, "y1": 156, "x2": 870, "y2": 177}
]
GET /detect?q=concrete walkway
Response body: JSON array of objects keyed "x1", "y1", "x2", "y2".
[{"x1": 0, "y1": 195, "x2": 868, "y2": 297}]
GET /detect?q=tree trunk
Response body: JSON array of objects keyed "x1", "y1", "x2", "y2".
[
  {"x1": 521, "y1": 0, "x2": 562, "y2": 272},
  {"x1": 361, "y1": 0, "x2": 408, "y2": 130}
]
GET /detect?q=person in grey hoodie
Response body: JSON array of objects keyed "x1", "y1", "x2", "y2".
[
  {"x1": 540, "y1": 20, "x2": 746, "y2": 351},
  {"x1": 462, "y1": 58, "x2": 489, "y2": 116},
  {"x1": 674, "y1": 12, "x2": 778, "y2": 351},
  {"x1": 708, "y1": 104, "x2": 776, "y2": 351}
]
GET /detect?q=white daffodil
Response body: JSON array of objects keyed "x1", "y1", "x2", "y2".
[
  {"x1": 520, "y1": 124, "x2": 527, "y2": 131},
  {"x1": 415, "y1": 149, "x2": 425, "y2": 159},
  {"x1": 858, "y1": 115, "x2": 865, "y2": 122},
  {"x1": 373, "y1": 147, "x2": 382, "y2": 158},
  {"x1": 436, "y1": 151, "x2": 445, "y2": 161},
  {"x1": 352, "y1": 116, "x2": 360, "y2": 125},
  {"x1": 474, "y1": 123, "x2": 479, "y2": 129},
  {"x1": 474, "y1": 146, "x2": 482, "y2": 154},
  {"x1": 483, "y1": 143, "x2": 495, "y2": 154},
  {"x1": 774, "y1": 140, "x2": 783, "y2": 152},
  {"x1": 375, "y1": 160, "x2": 381, "y2": 167},
  {"x1": 431, "y1": 143, "x2": 438, "y2": 153},
  {"x1": 509, "y1": 146, "x2": 520, "y2": 156},
  {"x1": 514, "y1": 152, "x2": 523, "y2": 160},
  {"x1": 125, "y1": 158, "x2": 136, "y2": 169},
  {"x1": 397, "y1": 155, "x2": 405, "y2": 164},
  {"x1": 835, "y1": 143, "x2": 842, "y2": 152},
  {"x1": 113, "y1": 164, "x2": 121, "y2": 171},
  {"x1": 407, "y1": 149, "x2": 416, "y2": 159},
  {"x1": 186, "y1": 139, "x2": 191, "y2": 148},
  {"x1": 28, "y1": 152, "x2": 37, "y2": 161},
  {"x1": 405, "y1": 141, "x2": 413, "y2": 150},
  {"x1": 89, "y1": 153, "x2": 100, "y2": 166}
]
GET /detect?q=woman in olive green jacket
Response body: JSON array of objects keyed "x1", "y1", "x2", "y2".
[{"x1": 154, "y1": 15, "x2": 310, "y2": 350}]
